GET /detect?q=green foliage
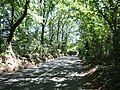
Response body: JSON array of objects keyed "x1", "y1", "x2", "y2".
[
  {"x1": 0, "y1": 0, "x2": 120, "y2": 88},
  {"x1": 76, "y1": 0, "x2": 120, "y2": 88}
]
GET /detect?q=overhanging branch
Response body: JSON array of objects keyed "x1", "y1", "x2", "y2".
[{"x1": 7, "y1": 0, "x2": 30, "y2": 44}]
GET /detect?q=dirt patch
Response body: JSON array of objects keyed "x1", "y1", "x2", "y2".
[
  {"x1": 0, "y1": 54, "x2": 64, "y2": 74},
  {"x1": 80, "y1": 65, "x2": 104, "y2": 90}
]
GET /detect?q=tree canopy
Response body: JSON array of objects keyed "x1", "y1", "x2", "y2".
[{"x1": 0, "y1": 0, "x2": 120, "y2": 89}]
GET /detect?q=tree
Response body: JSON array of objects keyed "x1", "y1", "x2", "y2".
[
  {"x1": 3, "y1": 0, "x2": 30, "y2": 71},
  {"x1": 7, "y1": 0, "x2": 30, "y2": 45}
]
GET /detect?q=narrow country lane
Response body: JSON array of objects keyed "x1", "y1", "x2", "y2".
[{"x1": 0, "y1": 56, "x2": 86, "y2": 90}]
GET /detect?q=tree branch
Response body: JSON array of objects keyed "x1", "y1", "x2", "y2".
[{"x1": 7, "y1": 0, "x2": 30, "y2": 44}]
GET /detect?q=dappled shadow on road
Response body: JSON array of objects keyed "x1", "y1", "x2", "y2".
[{"x1": 0, "y1": 56, "x2": 101, "y2": 90}]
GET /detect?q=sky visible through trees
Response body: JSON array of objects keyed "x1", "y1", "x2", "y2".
[{"x1": 0, "y1": 0, "x2": 120, "y2": 89}]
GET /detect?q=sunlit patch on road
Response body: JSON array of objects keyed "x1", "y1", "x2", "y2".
[{"x1": 50, "y1": 77, "x2": 66, "y2": 82}]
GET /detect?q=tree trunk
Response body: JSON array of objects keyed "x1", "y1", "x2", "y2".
[
  {"x1": 57, "y1": 19, "x2": 60, "y2": 49},
  {"x1": 7, "y1": 0, "x2": 30, "y2": 45},
  {"x1": 6, "y1": 0, "x2": 30, "y2": 71},
  {"x1": 41, "y1": 20, "x2": 45, "y2": 45}
]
